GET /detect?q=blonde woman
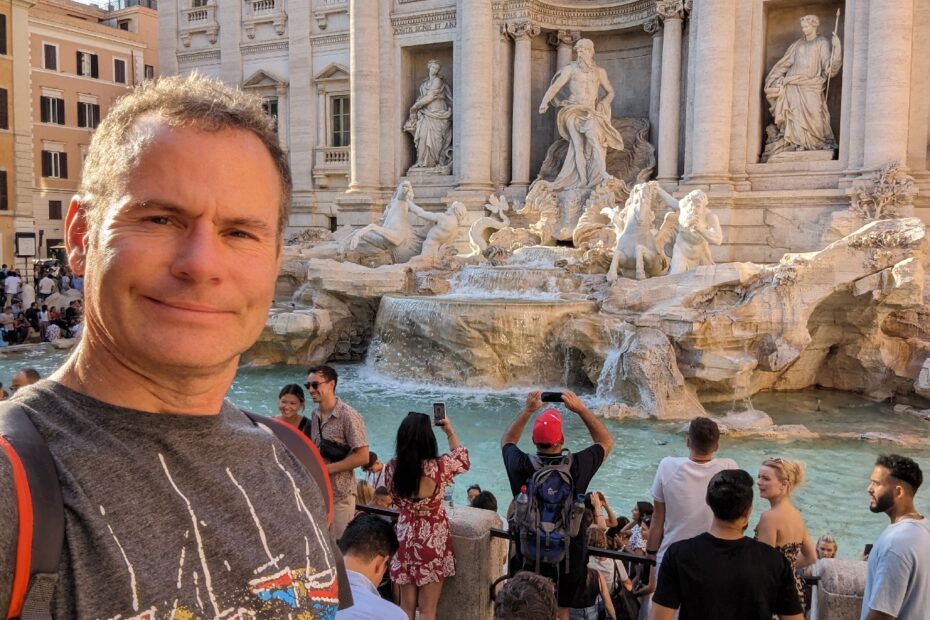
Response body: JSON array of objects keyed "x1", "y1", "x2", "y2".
[{"x1": 756, "y1": 457, "x2": 817, "y2": 608}]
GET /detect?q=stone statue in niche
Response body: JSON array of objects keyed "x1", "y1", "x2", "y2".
[
  {"x1": 656, "y1": 186, "x2": 723, "y2": 274},
  {"x1": 538, "y1": 38, "x2": 624, "y2": 189},
  {"x1": 404, "y1": 59, "x2": 453, "y2": 174},
  {"x1": 762, "y1": 14, "x2": 842, "y2": 162}
]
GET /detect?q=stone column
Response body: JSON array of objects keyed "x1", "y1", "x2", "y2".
[
  {"x1": 862, "y1": 1, "x2": 914, "y2": 169},
  {"x1": 655, "y1": 0, "x2": 687, "y2": 186},
  {"x1": 549, "y1": 30, "x2": 580, "y2": 69},
  {"x1": 645, "y1": 16, "x2": 663, "y2": 148},
  {"x1": 686, "y1": 0, "x2": 736, "y2": 187},
  {"x1": 347, "y1": 0, "x2": 380, "y2": 194},
  {"x1": 507, "y1": 21, "x2": 540, "y2": 191},
  {"x1": 455, "y1": 0, "x2": 494, "y2": 193}
]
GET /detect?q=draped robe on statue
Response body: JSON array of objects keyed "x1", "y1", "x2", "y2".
[{"x1": 764, "y1": 35, "x2": 842, "y2": 154}]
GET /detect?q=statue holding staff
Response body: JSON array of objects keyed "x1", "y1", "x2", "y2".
[{"x1": 762, "y1": 13, "x2": 842, "y2": 160}]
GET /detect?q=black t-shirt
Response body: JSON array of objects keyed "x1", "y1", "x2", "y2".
[{"x1": 653, "y1": 533, "x2": 803, "y2": 620}]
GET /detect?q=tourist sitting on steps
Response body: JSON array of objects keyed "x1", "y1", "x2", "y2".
[{"x1": 495, "y1": 571, "x2": 558, "y2": 620}]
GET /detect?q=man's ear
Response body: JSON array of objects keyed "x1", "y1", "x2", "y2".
[
  {"x1": 65, "y1": 197, "x2": 90, "y2": 276},
  {"x1": 372, "y1": 554, "x2": 390, "y2": 582}
]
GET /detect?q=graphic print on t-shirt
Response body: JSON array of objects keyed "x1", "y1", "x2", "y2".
[{"x1": 93, "y1": 444, "x2": 339, "y2": 620}]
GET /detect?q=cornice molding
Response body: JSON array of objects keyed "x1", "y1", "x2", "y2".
[
  {"x1": 493, "y1": 0, "x2": 655, "y2": 30},
  {"x1": 391, "y1": 8, "x2": 456, "y2": 36},
  {"x1": 310, "y1": 32, "x2": 349, "y2": 47}
]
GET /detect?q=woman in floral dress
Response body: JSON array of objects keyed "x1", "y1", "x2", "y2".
[{"x1": 385, "y1": 411, "x2": 470, "y2": 620}]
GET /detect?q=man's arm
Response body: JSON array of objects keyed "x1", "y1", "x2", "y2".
[
  {"x1": 406, "y1": 201, "x2": 439, "y2": 223},
  {"x1": 596, "y1": 67, "x2": 615, "y2": 114},
  {"x1": 500, "y1": 391, "x2": 542, "y2": 447},
  {"x1": 562, "y1": 391, "x2": 612, "y2": 457},
  {"x1": 538, "y1": 67, "x2": 572, "y2": 113},
  {"x1": 327, "y1": 446, "x2": 369, "y2": 475}
]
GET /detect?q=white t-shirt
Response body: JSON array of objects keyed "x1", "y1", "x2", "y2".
[
  {"x1": 4, "y1": 275, "x2": 20, "y2": 295},
  {"x1": 861, "y1": 517, "x2": 930, "y2": 620},
  {"x1": 38, "y1": 277, "x2": 55, "y2": 295},
  {"x1": 650, "y1": 455, "x2": 739, "y2": 563}
]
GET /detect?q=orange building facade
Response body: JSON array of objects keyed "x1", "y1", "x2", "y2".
[{"x1": 28, "y1": 0, "x2": 157, "y2": 262}]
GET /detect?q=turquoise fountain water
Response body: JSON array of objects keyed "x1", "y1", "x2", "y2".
[{"x1": 5, "y1": 349, "x2": 927, "y2": 560}]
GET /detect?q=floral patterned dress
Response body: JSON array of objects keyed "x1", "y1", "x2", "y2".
[{"x1": 385, "y1": 445, "x2": 470, "y2": 586}]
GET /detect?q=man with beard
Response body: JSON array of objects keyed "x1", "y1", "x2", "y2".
[
  {"x1": 862, "y1": 454, "x2": 929, "y2": 620},
  {"x1": 537, "y1": 38, "x2": 624, "y2": 190}
]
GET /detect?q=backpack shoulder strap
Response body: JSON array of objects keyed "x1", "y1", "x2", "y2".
[
  {"x1": 243, "y1": 412, "x2": 333, "y2": 526},
  {"x1": 0, "y1": 401, "x2": 64, "y2": 620}
]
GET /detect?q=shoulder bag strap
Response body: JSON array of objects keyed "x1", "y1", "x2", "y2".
[{"x1": 0, "y1": 401, "x2": 64, "y2": 620}]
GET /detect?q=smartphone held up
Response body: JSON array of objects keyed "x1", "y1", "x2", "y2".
[
  {"x1": 540, "y1": 391, "x2": 563, "y2": 403},
  {"x1": 433, "y1": 402, "x2": 447, "y2": 426}
]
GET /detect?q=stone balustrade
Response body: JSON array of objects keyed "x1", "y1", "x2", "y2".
[
  {"x1": 436, "y1": 505, "x2": 507, "y2": 620},
  {"x1": 313, "y1": 146, "x2": 350, "y2": 188},
  {"x1": 811, "y1": 559, "x2": 866, "y2": 620}
]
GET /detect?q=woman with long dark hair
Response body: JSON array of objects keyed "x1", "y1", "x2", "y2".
[
  {"x1": 276, "y1": 384, "x2": 310, "y2": 437},
  {"x1": 385, "y1": 411, "x2": 469, "y2": 620}
]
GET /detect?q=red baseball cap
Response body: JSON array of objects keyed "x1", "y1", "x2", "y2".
[{"x1": 532, "y1": 408, "x2": 563, "y2": 445}]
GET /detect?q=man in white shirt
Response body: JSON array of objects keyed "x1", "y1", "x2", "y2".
[
  {"x1": 336, "y1": 515, "x2": 406, "y2": 620},
  {"x1": 3, "y1": 271, "x2": 20, "y2": 307},
  {"x1": 37, "y1": 274, "x2": 56, "y2": 301},
  {"x1": 861, "y1": 454, "x2": 930, "y2": 620},
  {"x1": 642, "y1": 417, "x2": 738, "y2": 594}
]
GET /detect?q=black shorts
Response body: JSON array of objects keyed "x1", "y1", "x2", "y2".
[{"x1": 509, "y1": 551, "x2": 587, "y2": 608}]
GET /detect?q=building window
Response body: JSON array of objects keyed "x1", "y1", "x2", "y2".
[
  {"x1": 40, "y1": 96, "x2": 65, "y2": 125},
  {"x1": 191, "y1": 0, "x2": 208, "y2": 7},
  {"x1": 0, "y1": 14, "x2": 7, "y2": 56},
  {"x1": 114, "y1": 58, "x2": 127, "y2": 84},
  {"x1": 144, "y1": 64, "x2": 154, "y2": 80},
  {"x1": 0, "y1": 88, "x2": 7, "y2": 130},
  {"x1": 78, "y1": 102, "x2": 101, "y2": 129},
  {"x1": 331, "y1": 95, "x2": 350, "y2": 147},
  {"x1": 262, "y1": 97, "x2": 278, "y2": 132},
  {"x1": 0, "y1": 171, "x2": 7, "y2": 211},
  {"x1": 43, "y1": 44, "x2": 58, "y2": 71},
  {"x1": 77, "y1": 51, "x2": 99, "y2": 78},
  {"x1": 49, "y1": 200, "x2": 63, "y2": 220},
  {"x1": 118, "y1": 19, "x2": 130, "y2": 31},
  {"x1": 41, "y1": 151, "x2": 68, "y2": 179}
]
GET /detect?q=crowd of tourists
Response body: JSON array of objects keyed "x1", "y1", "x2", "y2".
[
  {"x1": 0, "y1": 263, "x2": 83, "y2": 345},
  {"x1": 272, "y1": 374, "x2": 928, "y2": 620}
]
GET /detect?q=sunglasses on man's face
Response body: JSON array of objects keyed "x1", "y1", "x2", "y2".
[{"x1": 305, "y1": 380, "x2": 330, "y2": 390}]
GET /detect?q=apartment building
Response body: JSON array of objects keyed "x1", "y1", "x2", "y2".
[
  {"x1": 0, "y1": 1, "x2": 12, "y2": 265},
  {"x1": 29, "y1": 0, "x2": 157, "y2": 259}
]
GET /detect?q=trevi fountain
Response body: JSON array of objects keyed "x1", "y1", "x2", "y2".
[{"x1": 155, "y1": 0, "x2": 930, "y2": 572}]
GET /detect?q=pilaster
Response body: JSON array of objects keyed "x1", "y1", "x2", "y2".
[{"x1": 505, "y1": 21, "x2": 540, "y2": 191}]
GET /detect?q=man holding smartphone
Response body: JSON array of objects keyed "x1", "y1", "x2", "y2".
[{"x1": 500, "y1": 390, "x2": 613, "y2": 620}]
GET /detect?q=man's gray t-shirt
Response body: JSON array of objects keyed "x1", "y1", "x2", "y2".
[
  {"x1": 0, "y1": 381, "x2": 345, "y2": 618},
  {"x1": 861, "y1": 517, "x2": 930, "y2": 620}
]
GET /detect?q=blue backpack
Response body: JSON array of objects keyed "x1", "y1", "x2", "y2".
[{"x1": 514, "y1": 452, "x2": 582, "y2": 572}]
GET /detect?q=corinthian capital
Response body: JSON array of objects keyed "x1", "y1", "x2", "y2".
[
  {"x1": 505, "y1": 21, "x2": 541, "y2": 41},
  {"x1": 644, "y1": 15, "x2": 663, "y2": 34},
  {"x1": 546, "y1": 29, "x2": 581, "y2": 49},
  {"x1": 656, "y1": 0, "x2": 690, "y2": 21}
]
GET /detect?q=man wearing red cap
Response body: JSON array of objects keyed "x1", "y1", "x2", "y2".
[{"x1": 500, "y1": 390, "x2": 614, "y2": 620}]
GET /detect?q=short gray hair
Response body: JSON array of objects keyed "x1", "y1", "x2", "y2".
[{"x1": 79, "y1": 73, "x2": 292, "y2": 237}]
